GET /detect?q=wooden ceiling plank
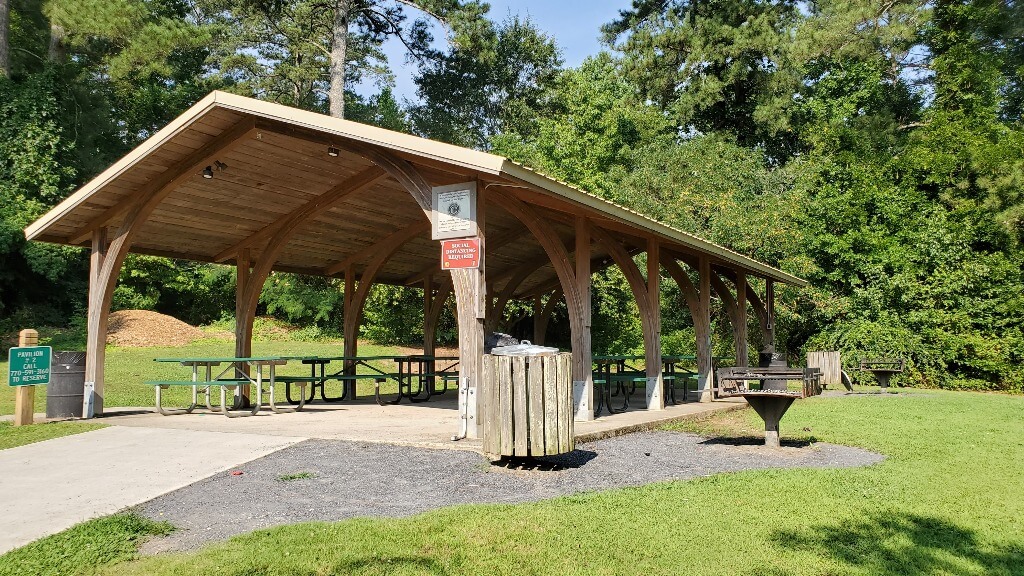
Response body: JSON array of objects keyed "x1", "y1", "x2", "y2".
[
  {"x1": 323, "y1": 221, "x2": 430, "y2": 276},
  {"x1": 68, "y1": 118, "x2": 258, "y2": 244}
]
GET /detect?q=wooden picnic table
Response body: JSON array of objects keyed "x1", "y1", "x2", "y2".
[{"x1": 149, "y1": 356, "x2": 297, "y2": 417}]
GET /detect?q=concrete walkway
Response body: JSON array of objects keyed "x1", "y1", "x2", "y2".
[{"x1": 0, "y1": 426, "x2": 304, "y2": 553}]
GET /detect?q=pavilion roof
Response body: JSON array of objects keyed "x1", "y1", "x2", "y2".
[{"x1": 25, "y1": 91, "x2": 806, "y2": 295}]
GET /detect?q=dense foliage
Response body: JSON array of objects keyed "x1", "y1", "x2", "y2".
[{"x1": 1, "y1": 0, "x2": 1021, "y2": 390}]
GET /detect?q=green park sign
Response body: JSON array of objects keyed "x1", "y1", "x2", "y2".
[{"x1": 8, "y1": 346, "x2": 52, "y2": 386}]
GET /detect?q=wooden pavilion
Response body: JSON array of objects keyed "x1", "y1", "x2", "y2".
[{"x1": 25, "y1": 91, "x2": 805, "y2": 436}]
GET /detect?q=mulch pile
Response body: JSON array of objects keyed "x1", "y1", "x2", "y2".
[{"x1": 107, "y1": 310, "x2": 225, "y2": 347}]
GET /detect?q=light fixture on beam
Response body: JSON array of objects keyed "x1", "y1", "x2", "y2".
[
  {"x1": 202, "y1": 161, "x2": 228, "y2": 180},
  {"x1": 327, "y1": 146, "x2": 340, "y2": 157}
]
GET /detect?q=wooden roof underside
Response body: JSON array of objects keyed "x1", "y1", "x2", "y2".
[{"x1": 26, "y1": 92, "x2": 805, "y2": 297}]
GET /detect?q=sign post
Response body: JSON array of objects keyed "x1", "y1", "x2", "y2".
[{"x1": 10, "y1": 329, "x2": 50, "y2": 426}]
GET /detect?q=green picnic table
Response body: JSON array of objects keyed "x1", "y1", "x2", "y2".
[{"x1": 148, "y1": 356, "x2": 297, "y2": 417}]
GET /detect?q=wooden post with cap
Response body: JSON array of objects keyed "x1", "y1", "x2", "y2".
[{"x1": 14, "y1": 329, "x2": 39, "y2": 426}]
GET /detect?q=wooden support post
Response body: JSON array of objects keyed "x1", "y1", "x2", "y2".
[
  {"x1": 574, "y1": 217, "x2": 593, "y2": 420},
  {"x1": 343, "y1": 266, "x2": 357, "y2": 380},
  {"x1": 423, "y1": 275, "x2": 434, "y2": 357},
  {"x1": 735, "y1": 273, "x2": 748, "y2": 367},
  {"x1": 13, "y1": 329, "x2": 39, "y2": 426},
  {"x1": 453, "y1": 184, "x2": 486, "y2": 439},
  {"x1": 234, "y1": 248, "x2": 253, "y2": 405},
  {"x1": 696, "y1": 256, "x2": 713, "y2": 402},
  {"x1": 645, "y1": 238, "x2": 663, "y2": 410},
  {"x1": 452, "y1": 269, "x2": 485, "y2": 439},
  {"x1": 766, "y1": 279, "x2": 776, "y2": 349},
  {"x1": 84, "y1": 227, "x2": 108, "y2": 416}
]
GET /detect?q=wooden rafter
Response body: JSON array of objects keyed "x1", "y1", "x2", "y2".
[{"x1": 213, "y1": 165, "x2": 387, "y2": 262}]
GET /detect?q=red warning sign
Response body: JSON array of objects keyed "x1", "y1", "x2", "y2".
[{"x1": 441, "y1": 238, "x2": 481, "y2": 270}]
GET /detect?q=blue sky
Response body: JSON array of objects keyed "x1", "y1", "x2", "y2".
[{"x1": 357, "y1": 1, "x2": 626, "y2": 101}]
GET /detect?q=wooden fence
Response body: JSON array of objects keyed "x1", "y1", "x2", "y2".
[{"x1": 807, "y1": 351, "x2": 842, "y2": 389}]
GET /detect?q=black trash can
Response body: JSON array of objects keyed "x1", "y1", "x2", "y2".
[{"x1": 46, "y1": 351, "x2": 87, "y2": 419}]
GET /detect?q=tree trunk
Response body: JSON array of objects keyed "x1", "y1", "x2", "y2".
[
  {"x1": 0, "y1": 0, "x2": 9, "y2": 77},
  {"x1": 48, "y1": 24, "x2": 65, "y2": 62},
  {"x1": 329, "y1": 0, "x2": 351, "y2": 118}
]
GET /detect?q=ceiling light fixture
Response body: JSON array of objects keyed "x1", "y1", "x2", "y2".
[
  {"x1": 214, "y1": 160, "x2": 228, "y2": 171},
  {"x1": 202, "y1": 166, "x2": 214, "y2": 179},
  {"x1": 327, "y1": 146, "x2": 340, "y2": 157}
]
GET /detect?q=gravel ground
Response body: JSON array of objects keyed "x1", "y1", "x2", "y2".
[{"x1": 139, "y1": 430, "x2": 883, "y2": 553}]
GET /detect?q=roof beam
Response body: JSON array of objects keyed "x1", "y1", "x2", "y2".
[
  {"x1": 212, "y1": 165, "x2": 387, "y2": 262},
  {"x1": 323, "y1": 221, "x2": 430, "y2": 277},
  {"x1": 69, "y1": 118, "x2": 258, "y2": 245}
]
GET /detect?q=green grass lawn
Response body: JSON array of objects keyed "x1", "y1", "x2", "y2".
[
  {"x1": 0, "y1": 338, "x2": 420, "y2": 415},
  {"x1": 0, "y1": 421, "x2": 107, "y2": 450},
  {"x1": 1, "y1": 388, "x2": 1016, "y2": 576},
  {"x1": 0, "y1": 513, "x2": 171, "y2": 576}
]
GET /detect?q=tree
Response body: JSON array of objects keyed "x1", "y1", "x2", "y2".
[
  {"x1": 229, "y1": 0, "x2": 489, "y2": 117},
  {"x1": 410, "y1": 15, "x2": 562, "y2": 149},
  {"x1": 0, "y1": 0, "x2": 9, "y2": 77},
  {"x1": 491, "y1": 53, "x2": 672, "y2": 199},
  {"x1": 602, "y1": 0, "x2": 802, "y2": 158}
]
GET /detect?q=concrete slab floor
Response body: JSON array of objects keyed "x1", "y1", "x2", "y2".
[
  {"x1": 96, "y1": 395, "x2": 749, "y2": 450},
  {"x1": 0, "y1": 426, "x2": 303, "y2": 554}
]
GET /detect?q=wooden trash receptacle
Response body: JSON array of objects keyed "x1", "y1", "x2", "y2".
[{"x1": 481, "y1": 352, "x2": 573, "y2": 458}]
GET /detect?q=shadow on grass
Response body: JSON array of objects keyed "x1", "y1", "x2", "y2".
[{"x1": 757, "y1": 511, "x2": 1024, "y2": 575}]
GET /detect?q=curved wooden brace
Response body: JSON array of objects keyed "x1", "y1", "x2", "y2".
[
  {"x1": 349, "y1": 144, "x2": 432, "y2": 214},
  {"x1": 747, "y1": 285, "x2": 771, "y2": 345},
  {"x1": 533, "y1": 288, "x2": 563, "y2": 345},
  {"x1": 660, "y1": 256, "x2": 699, "y2": 316},
  {"x1": 85, "y1": 119, "x2": 258, "y2": 414},
  {"x1": 489, "y1": 191, "x2": 587, "y2": 381},
  {"x1": 662, "y1": 255, "x2": 712, "y2": 378},
  {"x1": 709, "y1": 273, "x2": 741, "y2": 329},
  {"x1": 709, "y1": 272, "x2": 750, "y2": 367},
  {"x1": 486, "y1": 261, "x2": 545, "y2": 333},
  {"x1": 592, "y1": 227, "x2": 664, "y2": 409},
  {"x1": 590, "y1": 227, "x2": 657, "y2": 333},
  {"x1": 424, "y1": 281, "x2": 453, "y2": 353}
]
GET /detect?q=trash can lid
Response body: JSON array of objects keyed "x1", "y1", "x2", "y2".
[{"x1": 489, "y1": 341, "x2": 560, "y2": 356}]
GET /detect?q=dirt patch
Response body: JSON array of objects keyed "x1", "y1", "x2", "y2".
[
  {"x1": 106, "y1": 310, "x2": 229, "y2": 347},
  {"x1": 393, "y1": 344, "x2": 459, "y2": 357}
]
